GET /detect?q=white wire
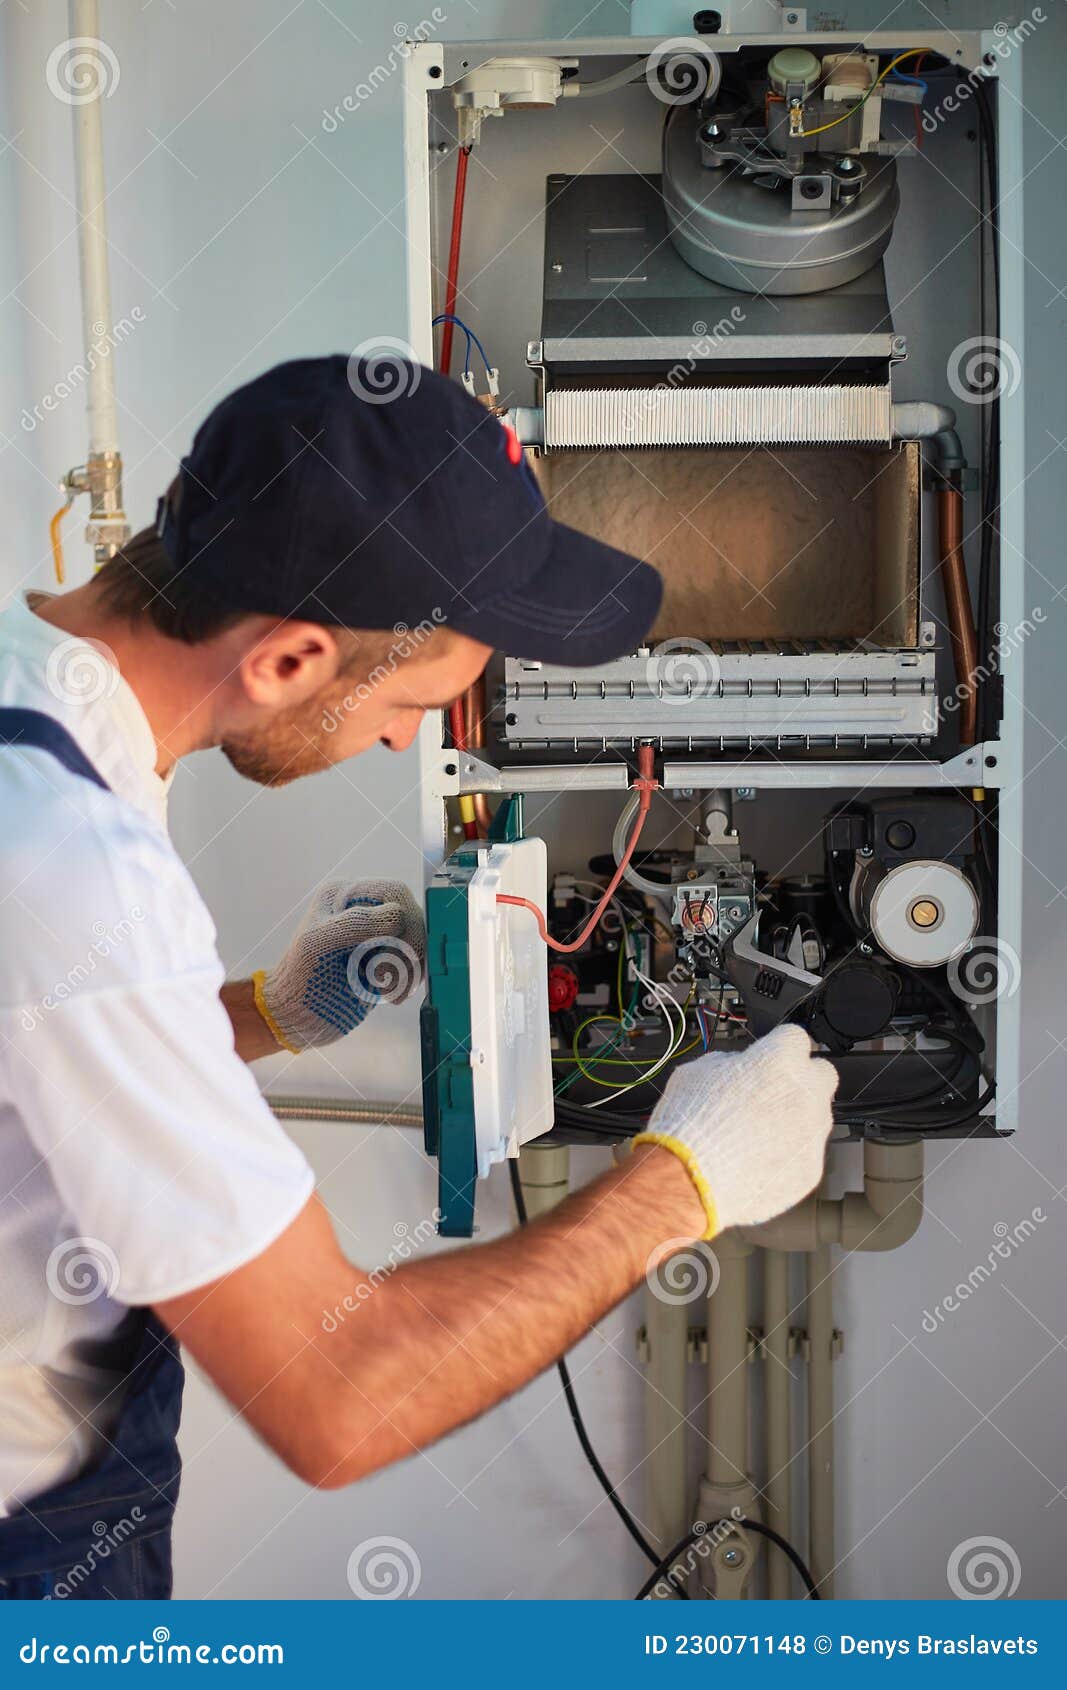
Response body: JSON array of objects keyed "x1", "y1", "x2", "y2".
[{"x1": 585, "y1": 964, "x2": 685, "y2": 1109}]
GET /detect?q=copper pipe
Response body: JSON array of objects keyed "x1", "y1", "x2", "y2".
[
  {"x1": 938, "y1": 486, "x2": 979, "y2": 747},
  {"x1": 466, "y1": 674, "x2": 493, "y2": 833}
]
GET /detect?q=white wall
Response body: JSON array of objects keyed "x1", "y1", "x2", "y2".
[{"x1": 1, "y1": 0, "x2": 1064, "y2": 1601}]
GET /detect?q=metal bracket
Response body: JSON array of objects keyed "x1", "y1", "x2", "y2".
[
  {"x1": 687, "y1": 1325, "x2": 709, "y2": 1366},
  {"x1": 663, "y1": 744, "x2": 1003, "y2": 791},
  {"x1": 924, "y1": 466, "x2": 979, "y2": 493},
  {"x1": 436, "y1": 749, "x2": 632, "y2": 799}
]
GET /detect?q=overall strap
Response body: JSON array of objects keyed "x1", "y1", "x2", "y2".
[{"x1": 0, "y1": 707, "x2": 109, "y2": 790}]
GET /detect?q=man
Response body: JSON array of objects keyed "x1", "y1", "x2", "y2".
[{"x1": 0, "y1": 356, "x2": 836, "y2": 1599}]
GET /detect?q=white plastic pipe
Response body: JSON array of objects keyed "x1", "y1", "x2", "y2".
[
  {"x1": 806, "y1": 1247, "x2": 835, "y2": 1598},
  {"x1": 69, "y1": 0, "x2": 119, "y2": 454},
  {"x1": 696, "y1": 1237, "x2": 760, "y2": 1598},
  {"x1": 643, "y1": 1278, "x2": 692, "y2": 1557},
  {"x1": 762, "y1": 1250, "x2": 793, "y2": 1600},
  {"x1": 738, "y1": 1138, "x2": 924, "y2": 1253}
]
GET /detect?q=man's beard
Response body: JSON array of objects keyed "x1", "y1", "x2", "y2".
[{"x1": 220, "y1": 708, "x2": 336, "y2": 788}]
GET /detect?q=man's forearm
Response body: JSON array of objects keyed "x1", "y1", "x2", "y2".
[
  {"x1": 314, "y1": 1144, "x2": 705, "y2": 1486},
  {"x1": 221, "y1": 978, "x2": 282, "y2": 1062}
]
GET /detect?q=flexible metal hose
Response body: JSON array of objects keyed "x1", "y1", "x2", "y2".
[{"x1": 268, "y1": 1096, "x2": 422, "y2": 1128}]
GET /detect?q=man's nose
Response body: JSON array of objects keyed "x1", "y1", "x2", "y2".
[{"x1": 380, "y1": 710, "x2": 424, "y2": 752}]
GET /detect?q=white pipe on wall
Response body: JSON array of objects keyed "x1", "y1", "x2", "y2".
[
  {"x1": 696, "y1": 1236, "x2": 760, "y2": 1598},
  {"x1": 739, "y1": 1138, "x2": 924, "y2": 1253},
  {"x1": 761, "y1": 1249, "x2": 793, "y2": 1600},
  {"x1": 642, "y1": 1280, "x2": 692, "y2": 1559},
  {"x1": 69, "y1": 0, "x2": 119, "y2": 455},
  {"x1": 806, "y1": 1246, "x2": 836, "y2": 1598}
]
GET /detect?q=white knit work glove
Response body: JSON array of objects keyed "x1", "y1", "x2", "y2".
[
  {"x1": 253, "y1": 879, "x2": 426, "y2": 1053},
  {"x1": 633, "y1": 1025, "x2": 838, "y2": 1240}
]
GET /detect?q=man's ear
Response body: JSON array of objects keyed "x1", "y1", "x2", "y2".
[{"x1": 237, "y1": 619, "x2": 342, "y2": 709}]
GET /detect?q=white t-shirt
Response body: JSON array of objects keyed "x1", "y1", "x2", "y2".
[{"x1": 0, "y1": 596, "x2": 314, "y2": 1513}]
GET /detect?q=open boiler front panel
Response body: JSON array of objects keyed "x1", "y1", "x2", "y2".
[{"x1": 406, "y1": 15, "x2": 1024, "y2": 1236}]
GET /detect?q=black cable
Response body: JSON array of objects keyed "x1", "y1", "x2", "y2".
[
  {"x1": 836, "y1": 1080, "x2": 996, "y2": 1133},
  {"x1": 833, "y1": 1036, "x2": 973, "y2": 1120},
  {"x1": 634, "y1": 1517, "x2": 821, "y2": 1601},
  {"x1": 553, "y1": 1099, "x2": 647, "y2": 1134},
  {"x1": 506, "y1": 1159, "x2": 688, "y2": 1597},
  {"x1": 973, "y1": 77, "x2": 1001, "y2": 744}
]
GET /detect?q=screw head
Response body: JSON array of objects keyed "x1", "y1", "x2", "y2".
[{"x1": 721, "y1": 1547, "x2": 744, "y2": 1566}]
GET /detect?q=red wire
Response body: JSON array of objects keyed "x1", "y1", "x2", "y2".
[
  {"x1": 912, "y1": 52, "x2": 927, "y2": 149},
  {"x1": 438, "y1": 146, "x2": 471, "y2": 377},
  {"x1": 448, "y1": 698, "x2": 479, "y2": 840},
  {"x1": 498, "y1": 748, "x2": 658, "y2": 954}
]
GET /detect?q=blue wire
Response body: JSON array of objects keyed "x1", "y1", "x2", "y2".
[
  {"x1": 431, "y1": 312, "x2": 492, "y2": 379},
  {"x1": 697, "y1": 1006, "x2": 709, "y2": 1052},
  {"x1": 890, "y1": 66, "x2": 928, "y2": 95}
]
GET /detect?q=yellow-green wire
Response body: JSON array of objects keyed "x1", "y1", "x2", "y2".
[
  {"x1": 801, "y1": 48, "x2": 929, "y2": 139},
  {"x1": 554, "y1": 924, "x2": 694, "y2": 1095},
  {"x1": 566, "y1": 983, "x2": 698, "y2": 1090}
]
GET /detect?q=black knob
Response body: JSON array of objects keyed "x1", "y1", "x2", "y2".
[
  {"x1": 885, "y1": 820, "x2": 916, "y2": 851},
  {"x1": 693, "y1": 9, "x2": 722, "y2": 32}
]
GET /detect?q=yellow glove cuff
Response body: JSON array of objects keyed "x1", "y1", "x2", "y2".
[
  {"x1": 251, "y1": 969, "x2": 301, "y2": 1056},
  {"x1": 631, "y1": 1131, "x2": 719, "y2": 1241}
]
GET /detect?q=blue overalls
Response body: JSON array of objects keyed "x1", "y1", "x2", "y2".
[{"x1": 0, "y1": 709, "x2": 185, "y2": 1599}]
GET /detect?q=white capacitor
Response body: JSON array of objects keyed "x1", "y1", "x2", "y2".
[{"x1": 864, "y1": 859, "x2": 979, "y2": 969}]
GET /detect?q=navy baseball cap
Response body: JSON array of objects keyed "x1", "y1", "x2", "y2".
[{"x1": 157, "y1": 355, "x2": 661, "y2": 665}]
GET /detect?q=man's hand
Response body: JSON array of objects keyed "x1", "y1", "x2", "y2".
[
  {"x1": 153, "y1": 1145, "x2": 702, "y2": 1489},
  {"x1": 251, "y1": 879, "x2": 426, "y2": 1053},
  {"x1": 152, "y1": 1027, "x2": 834, "y2": 1490},
  {"x1": 634, "y1": 1024, "x2": 838, "y2": 1237}
]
